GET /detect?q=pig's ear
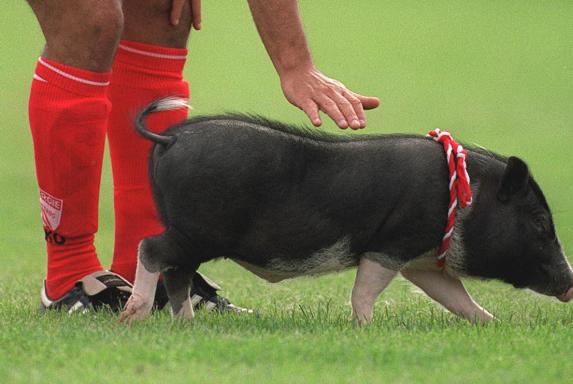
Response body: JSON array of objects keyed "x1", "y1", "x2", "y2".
[{"x1": 497, "y1": 156, "x2": 530, "y2": 203}]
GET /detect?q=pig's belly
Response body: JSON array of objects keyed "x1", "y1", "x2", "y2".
[{"x1": 233, "y1": 237, "x2": 358, "y2": 283}]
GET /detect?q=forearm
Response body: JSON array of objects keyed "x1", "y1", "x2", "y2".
[
  {"x1": 247, "y1": 0, "x2": 380, "y2": 129},
  {"x1": 247, "y1": 0, "x2": 314, "y2": 75}
]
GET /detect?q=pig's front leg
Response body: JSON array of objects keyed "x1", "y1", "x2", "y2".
[
  {"x1": 400, "y1": 268, "x2": 494, "y2": 323},
  {"x1": 351, "y1": 257, "x2": 398, "y2": 325},
  {"x1": 119, "y1": 241, "x2": 160, "y2": 324}
]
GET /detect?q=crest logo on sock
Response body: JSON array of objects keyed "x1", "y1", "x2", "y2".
[{"x1": 40, "y1": 189, "x2": 63, "y2": 231}]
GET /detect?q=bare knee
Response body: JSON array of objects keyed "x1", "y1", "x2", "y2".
[
  {"x1": 122, "y1": 0, "x2": 192, "y2": 48},
  {"x1": 29, "y1": 0, "x2": 124, "y2": 71}
]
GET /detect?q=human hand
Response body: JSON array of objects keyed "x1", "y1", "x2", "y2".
[
  {"x1": 280, "y1": 66, "x2": 380, "y2": 130},
  {"x1": 170, "y1": 0, "x2": 201, "y2": 29}
]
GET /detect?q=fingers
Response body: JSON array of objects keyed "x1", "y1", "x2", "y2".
[
  {"x1": 300, "y1": 101, "x2": 322, "y2": 127},
  {"x1": 353, "y1": 93, "x2": 381, "y2": 110},
  {"x1": 342, "y1": 90, "x2": 366, "y2": 128},
  {"x1": 314, "y1": 83, "x2": 378, "y2": 130},
  {"x1": 317, "y1": 91, "x2": 370, "y2": 130},
  {"x1": 280, "y1": 69, "x2": 379, "y2": 130},
  {"x1": 315, "y1": 95, "x2": 349, "y2": 129},
  {"x1": 191, "y1": 0, "x2": 201, "y2": 30},
  {"x1": 170, "y1": 0, "x2": 186, "y2": 26},
  {"x1": 335, "y1": 92, "x2": 364, "y2": 129},
  {"x1": 301, "y1": 92, "x2": 375, "y2": 130},
  {"x1": 171, "y1": 0, "x2": 201, "y2": 30},
  {"x1": 328, "y1": 91, "x2": 380, "y2": 129}
]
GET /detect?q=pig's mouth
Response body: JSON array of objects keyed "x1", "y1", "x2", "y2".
[{"x1": 556, "y1": 287, "x2": 573, "y2": 303}]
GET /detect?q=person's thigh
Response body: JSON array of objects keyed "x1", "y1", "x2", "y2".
[
  {"x1": 27, "y1": 0, "x2": 123, "y2": 71},
  {"x1": 122, "y1": 0, "x2": 192, "y2": 48}
]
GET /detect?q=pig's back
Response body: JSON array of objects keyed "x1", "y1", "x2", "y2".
[{"x1": 150, "y1": 116, "x2": 450, "y2": 268}]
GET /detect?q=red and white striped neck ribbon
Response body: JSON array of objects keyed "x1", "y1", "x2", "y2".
[{"x1": 427, "y1": 129, "x2": 473, "y2": 267}]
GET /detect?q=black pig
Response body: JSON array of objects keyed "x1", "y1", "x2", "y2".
[{"x1": 120, "y1": 98, "x2": 573, "y2": 324}]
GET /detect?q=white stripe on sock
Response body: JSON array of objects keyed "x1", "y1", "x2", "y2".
[
  {"x1": 38, "y1": 57, "x2": 110, "y2": 86},
  {"x1": 33, "y1": 73, "x2": 48, "y2": 82},
  {"x1": 118, "y1": 44, "x2": 187, "y2": 60}
]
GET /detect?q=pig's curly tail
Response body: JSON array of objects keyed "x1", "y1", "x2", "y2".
[{"x1": 134, "y1": 97, "x2": 190, "y2": 146}]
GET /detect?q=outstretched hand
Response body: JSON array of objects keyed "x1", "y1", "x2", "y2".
[
  {"x1": 280, "y1": 66, "x2": 380, "y2": 130},
  {"x1": 170, "y1": 0, "x2": 201, "y2": 29}
]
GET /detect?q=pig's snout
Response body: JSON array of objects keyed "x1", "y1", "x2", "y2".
[{"x1": 557, "y1": 287, "x2": 573, "y2": 303}]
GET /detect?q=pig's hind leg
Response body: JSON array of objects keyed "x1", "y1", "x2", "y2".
[
  {"x1": 120, "y1": 231, "x2": 188, "y2": 323},
  {"x1": 163, "y1": 267, "x2": 196, "y2": 320},
  {"x1": 119, "y1": 237, "x2": 160, "y2": 324},
  {"x1": 351, "y1": 257, "x2": 398, "y2": 325},
  {"x1": 400, "y1": 268, "x2": 494, "y2": 324}
]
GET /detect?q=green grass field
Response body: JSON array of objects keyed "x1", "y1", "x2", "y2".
[{"x1": 1, "y1": 1, "x2": 573, "y2": 383}]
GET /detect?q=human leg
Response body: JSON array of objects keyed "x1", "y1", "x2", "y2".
[
  {"x1": 107, "y1": 0, "x2": 192, "y2": 281},
  {"x1": 108, "y1": 2, "x2": 250, "y2": 313},
  {"x1": 27, "y1": 0, "x2": 124, "y2": 301}
]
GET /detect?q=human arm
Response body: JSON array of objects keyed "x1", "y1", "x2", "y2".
[{"x1": 247, "y1": 0, "x2": 380, "y2": 129}]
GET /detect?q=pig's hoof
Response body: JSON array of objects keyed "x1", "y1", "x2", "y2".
[
  {"x1": 171, "y1": 304, "x2": 195, "y2": 321},
  {"x1": 118, "y1": 295, "x2": 152, "y2": 324},
  {"x1": 352, "y1": 313, "x2": 373, "y2": 327},
  {"x1": 471, "y1": 311, "x2": 495, "y2": 324},
  {"x1": 173, "y1": 311, "x2": 195, "y2": 321}
]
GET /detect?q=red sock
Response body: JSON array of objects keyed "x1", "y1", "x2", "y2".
[
  {"x1": 29, "y1": 58, "x2": 110, "y2": 300},
  {"x1": 107, "y1": 40, "x2": 189, "y2": 282}
]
